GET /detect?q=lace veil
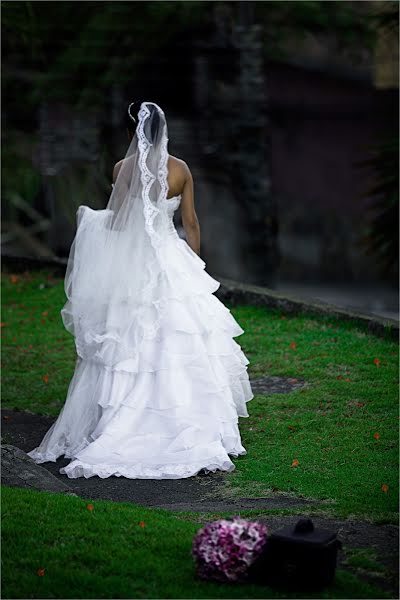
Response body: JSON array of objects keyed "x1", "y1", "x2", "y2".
[{"x1": 61, "y1": 101, "x2": 171, "y2": 369}]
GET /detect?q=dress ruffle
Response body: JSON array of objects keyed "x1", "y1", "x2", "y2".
[
  {"x1": 27, "y1": 325, "x2": 254, "y2": 478},
  {"x1": 27, "y1": 203, "x2": 254, "y2": 479}
]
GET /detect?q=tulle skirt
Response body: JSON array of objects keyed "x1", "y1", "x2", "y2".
[{"x1": 27, "y1": 235, "x2": 254, "y2": 479}]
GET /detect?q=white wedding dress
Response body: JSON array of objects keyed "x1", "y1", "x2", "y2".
[{"x1": 27, "y1": 194, "x2": 254, "y2": 479}]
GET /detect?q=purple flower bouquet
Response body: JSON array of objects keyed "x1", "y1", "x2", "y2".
[{"x1": 191, "y1": 516, "x2": 268, "y2": 583}]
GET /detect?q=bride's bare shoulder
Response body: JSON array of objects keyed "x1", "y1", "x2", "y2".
[
  {"x1": 168, "y1": 155, "x2": 190, "y2": 176},
  {"x1": 112, "y1": 157, "x2": 129, "y2": 182},
  {"x1": 113, "y1": 155, "x2": 190, "y2": 184}
]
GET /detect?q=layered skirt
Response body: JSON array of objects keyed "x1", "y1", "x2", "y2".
[{"x1": 27, "y1": 234, "x2": 254, "y2": 479}]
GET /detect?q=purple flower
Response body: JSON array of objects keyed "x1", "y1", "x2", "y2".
[{"x1": 192, "y1": 516, "x2": 268, "y2": 583}]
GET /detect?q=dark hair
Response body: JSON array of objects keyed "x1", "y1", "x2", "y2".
[{"x1": 125, "y1": 101, "x2": 161, "y2": 143}]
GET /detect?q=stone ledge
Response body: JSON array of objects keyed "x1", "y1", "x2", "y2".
[
  {"x1": 216, "y1": 276, "x2": 399, "y2": 341},
  {"x1": 1, "y1": 444, "x2": 77, "y2": 496},
  {"x1": 2, "y1": 253, "x2": 398, "y2": 340},
  {"x1": 2, "y1": 253, "x2": 68, "y2": 276}
]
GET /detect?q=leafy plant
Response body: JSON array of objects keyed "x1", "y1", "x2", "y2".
[
  {"x1": 1, "y1": 131, "x2": 41, "y2": 221},
  {"x1": 353, "y1": 132, "x2": 399, "y2": 280}
]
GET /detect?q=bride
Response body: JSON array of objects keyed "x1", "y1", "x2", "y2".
[{"x1": 28, "y1": 100, "x2": 254, "y2": 479}]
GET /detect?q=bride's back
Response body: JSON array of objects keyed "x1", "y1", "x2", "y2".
[
  {"x1": 113, "y1": 154, "x2": 188, "y2": 200},
  {"x1": 166, "y1": 155, "x2": 187, "y2": 199}
]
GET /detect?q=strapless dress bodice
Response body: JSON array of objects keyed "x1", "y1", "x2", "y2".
[
  {"x1": 161, "y1": 195, "x2": 181, "y2": 237},
  {"x1": 161, "y1": 194, "x2": 181, "y2": 216},
  {"x1": 109, "y1": 187, "x2": 181, "y2": 236}
]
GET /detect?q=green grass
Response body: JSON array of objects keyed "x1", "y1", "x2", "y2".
[
  {"x1": 343, "y1": 548, "x2": 387, "y2": 574},
  {"x1": 1, "y1": 269, "x2": 398, "y2": 523},
  {"x1": 1, "y1": 270, "x2": 77, "y2": 415},
  {"x1": 225, "y1": 306, "x2": 399, "y2": 523},
  {"x1": 1, "y1": 269, "x2": 398, "y2": 598},
  {"x1": 1, "y1": 486, "x2": 391, "y2": 599}
]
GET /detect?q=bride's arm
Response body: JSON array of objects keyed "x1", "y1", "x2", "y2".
[{"x1": 181, "y1": 163, "x2": 200, "y2": 255}]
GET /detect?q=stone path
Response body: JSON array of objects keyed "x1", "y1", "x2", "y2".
[
  {"x1": 1, "y1": 375, "x2": 312, "y2": 511},
  {"x1": 250, "y1": 375, "x2": 309, "y2": 395}
]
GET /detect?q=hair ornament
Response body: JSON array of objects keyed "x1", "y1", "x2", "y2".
[{"x1": 128, "y1": 102, "x2": 137, "y2": 124}]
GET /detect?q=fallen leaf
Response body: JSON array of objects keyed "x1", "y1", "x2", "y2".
[
  {"x1": 10, "y1": 275, "x2": 19, "y2": 284},
  {"x1": 381, "y1": 484, "x2": 389, "y2": 493},
  {"x1": 288, "y1": 378, "x2": 298, "y2": 383},
  {"x1": 42, "y1": 374, "x2": 49, "y2": 384},
  {"x1": 344, "y1": 378, "x2": 350, "y2": 382},
  {"x1": 291, "y1": 458, "x2": 299, "y2": 467},
  {"x1": 0, "y1": 323, "x2": 6, "y2": 328},
  {"x1": 373, "y1": 358, "x2": 381, "y2": 367},
  {"x1": 139, "y1": 521, "x2": 146, "y2": 528},
  {"x1": 356, "y1": 401, "x2": 365, "y2": 407},
  {"x1": 42, "y1": 311, "x2": 49, "y2": 317},
  {"x1": 86, "y1": 503, "x2": 94, "y2": 512},
  {"x1": 289, "y1": 342, "x2": 297, "y2": 350},
  {"x1": 37, "y1": 568, "x2": 45, "y2": 576},
  {"x1": 373, "y1": 432, "x2": 381, "y2": 440}
]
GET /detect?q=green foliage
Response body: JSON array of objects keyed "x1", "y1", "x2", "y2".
[
  {"x1": 368, "y1": 1, "x2": 399, "y2": 33},
  {"x1": 254, "y1": 0, "x2": 378, "y2": 60},
  {"x1": 2, "y1": 1, "x2": 209, "y2": 110},
  {"x1": 353, "y1": 132, "x2": 399, "y2": 279},
  {"x1": 1, "y1": 130, "x2": 42, "y2": 219},
  {"x1": 2, "y1": 0, "x2": 383, "y2": 228},
  {"x1": 2, "y1": 1, "x2": 379, "y2": 110}
]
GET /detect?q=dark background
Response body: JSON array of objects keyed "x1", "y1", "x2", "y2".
[{"x1": 2, "y1": 0, "x2": 399, "y2": 317}]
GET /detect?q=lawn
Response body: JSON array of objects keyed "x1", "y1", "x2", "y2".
[
  {"x1": 1, "y1": 486, "x2": 390, "y2": 599},
  {"x1": 2, "y1": 269, "x2": 398, "y2": 523},
  {"x1": 1, "y1": 268, "x2": 398, "y2": 598}
]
